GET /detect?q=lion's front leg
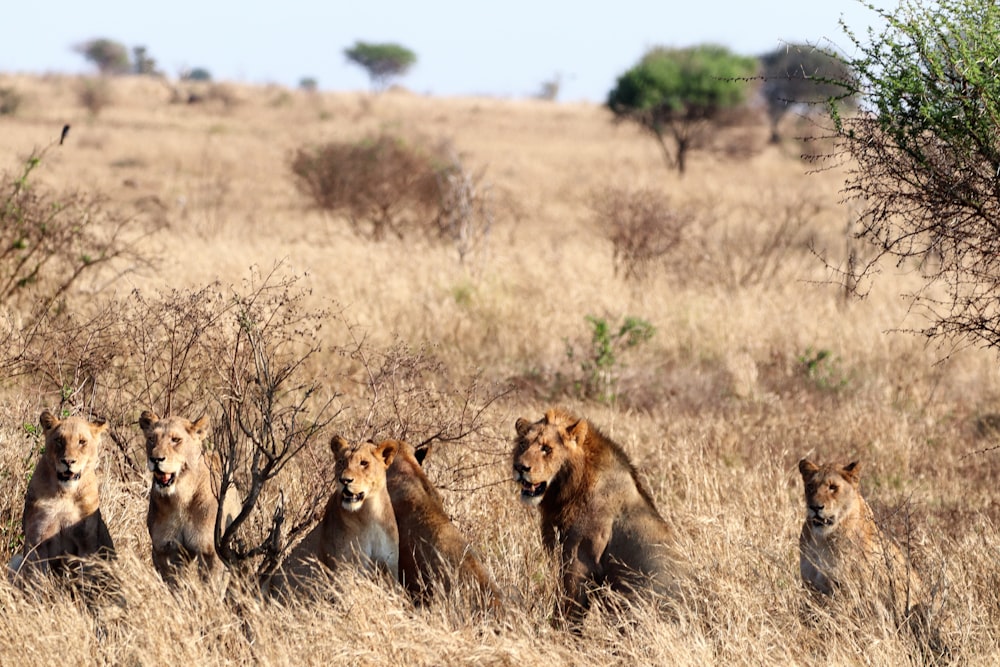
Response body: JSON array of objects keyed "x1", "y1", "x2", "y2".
[{"x1": 554, "y1": 537, "x2": 603, "y2": 631}]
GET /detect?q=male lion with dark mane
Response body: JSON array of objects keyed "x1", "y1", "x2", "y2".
[
  {"x1": 513, "y1": 408, "x2": 680, "y2": 628},
  {"x1": 8, "y1": 411, "x2": 115, "y2": 583},
  {"x1": 386, "y1": 439, "x2": 501, "y2": 610},
  {"x1": 140, "y1": 410, "x2": 240, "y2": 586}
]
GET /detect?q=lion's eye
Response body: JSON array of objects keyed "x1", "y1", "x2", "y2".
[
  {"x1": 829, "y1": 484, "x2": 838, "y2": 492},
  {"x1": 78, "y1": 438, "x2": 87, "y2": 447},
  {"x1": 360, "y1": 460, "x2": 369, "y2": 468},
  {"x1": 540, "y1": 445, "x2": 552, "y2": 455},
  {"x1": 172, "y1": 437, "x2": 182, "y2": 444}
]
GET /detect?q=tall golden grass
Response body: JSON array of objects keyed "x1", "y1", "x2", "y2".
[{"x1": 1, "y1": 74, "x2": 999, "y2": 665}]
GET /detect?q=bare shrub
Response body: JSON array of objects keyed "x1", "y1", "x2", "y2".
[
  {"x1": 681, "y1": 187, "x2": 822, "y2": 289},
  {"x1": 77, "y1": 77, "x2": 113, "y2": 115},
  {"x1": 591, "y1": 186, "x2": 691, "y2": 282},
  {"x1": 0, "y1": 87, "x2": 22, "y2": 116},
  {"x1": 291, "y1": 133, "x2": 442, "y2": 242},
  {"x1": 432, "y1": 145, "x2": 494, "y2": 266}
]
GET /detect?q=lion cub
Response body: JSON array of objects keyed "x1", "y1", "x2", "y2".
[
  {"x1": 798, "y1": 458, "x2": 922, "y2": 606},
  {"x1": 8, "y1": 411, "x2": 115, "y2": 582},
  {"x1": 140, "y1": 410, "x2": 240, "y2": 585},
  {"x1": 319, "y1": 436, "x2": 399, "y2": 580},
  {"x1": 385, "y1": 439, "x2": 500, "y2": 609},
  {"x1": 513, "y1": 409, "x2": 681, "y2": 628}
]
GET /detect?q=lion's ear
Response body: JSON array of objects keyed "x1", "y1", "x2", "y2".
[
  {"x1": 330, "y1": 435, "x2": 351, "y2": 458},
  {"x1": 841, "y1": 460, "x2": 861, "y2": 484},
  {"x1": 515, "y1": 418, "x2": 531, "y2": 438},
  {"x1": 189, "y1": 415, "x2": 210, "y2": 440},
  {"x1": 39, "y1": 411, "x2": 59, "y2": 433},
  {"x1": 139, "y1": 410, "x2": 159, "y2": 434},
  {"x1": 566, "y1": 419, "x2": 588, "y2": 449},
  {"x1": 798, "y1": 459, "x2": 819, "y2": 480},
  {"x1": 89, "y1": 418, "x2": 108, "y2": 437},
  {"x1": 377, "y1": 440, "x2": 398, "y2": 468}
]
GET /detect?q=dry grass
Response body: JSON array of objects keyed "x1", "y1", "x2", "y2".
[{"x1": 1, "y1": 73, "x2": 999, "y2": 664}]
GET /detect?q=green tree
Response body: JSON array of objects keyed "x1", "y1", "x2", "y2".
[
  {"x1": 132, "y1": 46, "x2": 158, "y2": 75},
  {"x1": 759, "y1": 44, "x2": 855, "y2": 143},
  {"x1": 344, "y1": 41, "x2": 416, "y2": 92},
  {"x1": 607, "y1": 44, "x2": 757, "y2": 174},
  {"x1": 833, "y1": 0, "x2": 1000, "y2": 350},
  {"x1": 74, "y1": 38, "x2": 130, "y2": 75}
]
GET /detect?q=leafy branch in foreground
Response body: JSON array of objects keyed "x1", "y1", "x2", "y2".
[{"x1": 831, "y1": 0, "x2": 1000, "y2": 351}]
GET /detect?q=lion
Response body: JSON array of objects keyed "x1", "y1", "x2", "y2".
[
  {"x1": 263, "y1": 437, "x2": 400, "y2": 598},
  {"x1": 513, "y1": 408, "x2": 681, "y2": 628},
  {"x1": 140, "y1": 410, "x2": 241, "y2": 586},
  {"x1": 798, "y1": 458, "x2": 924, "y2": 612},
  {"x1": 8, "y1": 411, "x2": 115, "y2": 583},
  {"x1": 385, "y1": 439, "x2": 501, "y2": 610}
]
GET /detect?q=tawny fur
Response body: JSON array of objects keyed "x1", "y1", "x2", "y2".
[
  {"x1": 276, "y1": 435, "x2": 399, "y2": 597},
  {"x1": 385, "y1": 439, "x2": 501, "y2": 609},
  {"x1": 8, "y1": 411, "x2": 115, "y2": 582},
  {"x1": 513, "y1": 408, "x2": 680, "y2": 627},
  {"x1": 798, "y1": 458, "x2": 923, "y2": 609},
  {"x1": 141, "y1": 410, "x2": 240, "y2": 585}
]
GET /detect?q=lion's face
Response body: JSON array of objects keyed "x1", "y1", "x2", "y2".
[
  {"x1": 40, "y1": 411, "x2": 106, "y2": 489},
  {"x1": 799, "y1": 459, "x2": 862, "y2": 536},
  {"x1": 331, "y1": 436, "x2": 397, "y2": 513},
  {"x1": 512, "y1": 411, "x2": 581, "y2": 507},
  {"x1": 140, "y1": 411, "x2": 208, "y2": 496}
]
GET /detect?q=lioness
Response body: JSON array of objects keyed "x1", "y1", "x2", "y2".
[
  {"x1": 385, "y1": 439, "x2": 501, "y2": 608},
  {"x1": 8, "y1": 411, "x2": 115, "y2": 581},
  {"x1": 318, "y1": 436, "x2": 399, "y2": 579},
  {"x1": 513, "y1": 409, "x2": 680, "y2": 627},
  {"x1": 798, "y1": 458, "x2": 922, "y2": 607},
  {"x1": 140, "y1": 410, "x2": 240, "y2": 585}
]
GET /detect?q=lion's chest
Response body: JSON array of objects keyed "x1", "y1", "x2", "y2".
[
  {"x1": 149, "y1": 497, "x2": 210, "y2": 552},
  {"x1": 26, "y1": 497, "x2": 87, "y2": 543}
]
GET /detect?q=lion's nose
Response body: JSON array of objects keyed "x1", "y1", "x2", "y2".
[
  {"x1": 514, "y1": 463, "x2": 530, "y2": 474},
  {"x1": 809, "y1": 503, "x2": 824, "y2": 512},
  {"x1": 61, "y1": 458, "x2": 76, "y2": 466},
  {"x1": 149, "y1": 456, "x2": 165, "y2": 465},
  {"x1": 340, "y1": 476, "x2": 353, "y2": 485}
]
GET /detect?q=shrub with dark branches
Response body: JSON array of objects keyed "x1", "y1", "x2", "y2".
[
  {"x1": 591, "y1": 186, "x2": 690, "y2": 282},
  {"x1": 830, "y1": 0, "x2": 1000, "y2": 351}
]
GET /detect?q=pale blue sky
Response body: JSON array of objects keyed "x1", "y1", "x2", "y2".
[{"x1": 3, "y1": 1, "x2": 894, "y2": 101}]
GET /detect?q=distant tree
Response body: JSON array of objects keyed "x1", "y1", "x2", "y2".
[
  {"x1": 182, "y1": 67, "x2": 213, "y2": 82},
  {"x1": 759, "y1": 44, "x2": 855, "y2": 143},
  {"x1": 299, "y1": 77, "x2": 318, "y2": 93},
  {"x1": 74, "y1": 38, "x2": 130, "y2": 75},
  {"x1": 832, "y1": 0, "x2": 1000, "y2": 351},
  {"x1": 607, "y1": 45, "x2": 757, "y2": 174},
  {"x1": 344, "y1": 41, "x2": 416, "y2": 92},
  {"x1": 132, "y1": 46, "x2": 158, "y2": 75}
]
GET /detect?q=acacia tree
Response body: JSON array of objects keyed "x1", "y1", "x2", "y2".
[
  {"x1": 344, "y1": 41, "x2": 416, "y2": 92},
  {"x1": 74, "y1": 38, "x2": 130, "y2": 75},
  {"x1": 607, "y1": 44, "x2": 757, "y2": 174},
  {"x1": 833, "y1": 0, "x2": 1000, "y2": 351},
  {"x1": 759, "y1": 44, "x2": 855, "y2": 143}
]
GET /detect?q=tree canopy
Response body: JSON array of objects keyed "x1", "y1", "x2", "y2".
[
  {"x1": 607, "y1": 44, "x2": 757, "y2": 174},
  {"x1": 74, "y1": 38, "x2": 130, "y2": 75},
  {"x1": 759, "y1": 44, "x2": 855, "y2": 143},
  {"x1": 833, "y1": 0, "x2": 1000, "y2": 351},
  {"x1": 344, "y1": 41, "x2": 417, "y2": 92}
]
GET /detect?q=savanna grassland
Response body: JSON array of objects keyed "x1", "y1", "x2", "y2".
[{"x1": 1, "y1": 74, "x2": 999, "y2": 665}]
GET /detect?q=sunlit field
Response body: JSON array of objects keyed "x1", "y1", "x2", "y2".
[{"x1": 1, "y1": 74, "x2": 999, "y2": 665}]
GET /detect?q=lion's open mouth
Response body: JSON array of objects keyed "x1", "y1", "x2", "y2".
[
  {"x1": 520, "y1": 480, "x2": 547, "y2": 500},
  {"x1": 57, "y1": 470, "x2": 81, "y2": 483},
  {"x1": 341, "y1": 490, "x2": 365, "y2": 508},
  {"x1": 810, "y1": 515, "x2": 834, "y2": 528},
  {"x1": 154, "y1": 471, "x2": 176, "y2": 488}
]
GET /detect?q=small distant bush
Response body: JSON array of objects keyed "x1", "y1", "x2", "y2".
[
  {"x1": 77, "y1": 77, "x2": 113, "y2": 115},
  {"x1": 564, "y1": 314, "x2": 656, "y2": 402},
  {"x1": 299, "y1": 77, "x2": 318, "y2": 93},
  {"x1": 291, "y1": 134, "x2": 495, "y2": 259},
  {"x1": 591, "y1": 186, "x2": 691, "y2": 282},
  {"x1": 74, "y1": 38, "x2": 130, "y2": 75},
  {"x1": 0, "y1": 88, "x2": 22, "y2": 116},
  {"x1": 183, "y1": 67, "x2": 213, "y2": 82}
]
